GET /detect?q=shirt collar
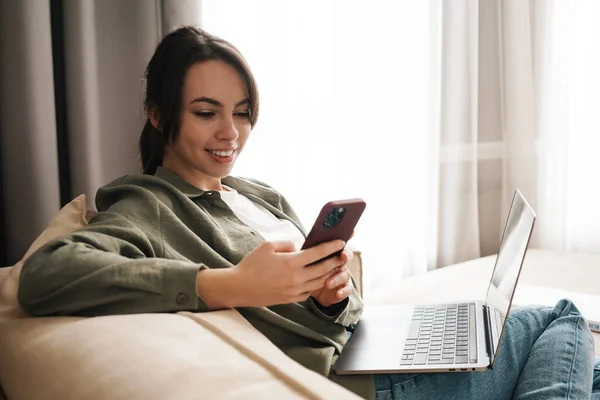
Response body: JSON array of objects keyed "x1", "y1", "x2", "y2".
[
  {"x1": 153, "y1": 166, "x2": 282, "y2": 208},
  {"x1": 154, "y1": 167, "x2": 207, "y2": 198}
]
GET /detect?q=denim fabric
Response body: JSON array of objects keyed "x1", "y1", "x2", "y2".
[
  {"x1": 592, "y1": 357, "x2": 600, "y2": 399},
  {"x1": 375, "y1": 299, "x2": 597, "y2": 399}
]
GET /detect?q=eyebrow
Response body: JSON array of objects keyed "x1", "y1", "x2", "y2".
[{"x1": 189, "y1": 96, "x2": 249, "y2": 108}]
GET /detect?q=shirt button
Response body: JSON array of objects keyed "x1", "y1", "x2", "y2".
[{"x1": 176, "y1": 293, "x2": 189, "y2": 305}]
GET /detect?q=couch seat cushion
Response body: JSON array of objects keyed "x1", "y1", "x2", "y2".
[{"x1": 0, "y1": 304, "x2": 361, "y2": 400}]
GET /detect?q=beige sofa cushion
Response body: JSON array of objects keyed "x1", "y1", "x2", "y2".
[
  {"x1": 0, "y1": 194, "x2": 93, "y2": 308},
  {"x1": 1, "y1": 265, "x2": 360, "y2": 399},
  {"x1": 0, "y1": 296, "x2": 361, "y2": 400}
]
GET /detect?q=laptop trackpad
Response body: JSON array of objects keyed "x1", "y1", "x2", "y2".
[
  {"x1": 346, "y1": 305, "x2": 413, "y2": 349},
  {"x1": 334, "y1": 304, "x2": 413, "y2": 373}
]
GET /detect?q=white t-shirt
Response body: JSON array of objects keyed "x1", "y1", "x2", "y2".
[{"x1": 219, "y1": 186, "x2": 306, "y2": 250}]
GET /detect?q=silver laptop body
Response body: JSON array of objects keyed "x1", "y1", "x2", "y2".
[{"x1": 334, "y1": 190, "x2": 536, "y2": 374}]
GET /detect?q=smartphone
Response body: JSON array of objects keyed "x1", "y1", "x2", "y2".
[{"x1": 301, "y1": 199, "x2": 367, "y2": 259}]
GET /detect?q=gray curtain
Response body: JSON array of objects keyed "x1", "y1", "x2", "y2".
[{"x1": 0, "y1": 0, "x2": 198, "y2": 266}]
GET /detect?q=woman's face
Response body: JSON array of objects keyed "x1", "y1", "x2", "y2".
[{"x1": 162, "y1": 60, "x2": 252, "y2": 190}]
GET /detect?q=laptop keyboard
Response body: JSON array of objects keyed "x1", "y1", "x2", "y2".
[{"x1": 400, "y1": 303, "x2": 478, "y2": 366}]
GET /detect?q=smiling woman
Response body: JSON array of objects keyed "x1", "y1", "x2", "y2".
[
  {"x1": 158, "y1": 61, "x2": 252, "y2": 191},
  {"x1": 138, "y1": 27, "x2": 259, "y2": 181}
]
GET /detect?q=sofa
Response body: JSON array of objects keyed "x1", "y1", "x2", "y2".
[{"x1": 0, "y1": 196, "x2": 598, "y2": 400}]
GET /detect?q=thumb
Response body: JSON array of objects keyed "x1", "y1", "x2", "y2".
[{"x1": 268, "y1": 240, "x2": 297, "y2": 253}]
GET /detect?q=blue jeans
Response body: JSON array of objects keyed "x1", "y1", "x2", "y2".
[{"x1": 375, "y1": 299, "x2": 598, "y2": 399}]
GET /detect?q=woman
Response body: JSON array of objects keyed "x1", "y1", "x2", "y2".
[{"x1": 18, "y1": 26, "x2": 599, "y2": 400}]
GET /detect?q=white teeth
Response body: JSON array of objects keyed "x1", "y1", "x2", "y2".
[{"x1": 209, "y1": 150, "x2": 234, "y2": 157}]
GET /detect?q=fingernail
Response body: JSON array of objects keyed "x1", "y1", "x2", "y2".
[{"x1": 328, "y1": 279, "x2": 335, "y2": 288}]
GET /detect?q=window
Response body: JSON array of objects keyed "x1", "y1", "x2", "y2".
[{"x1": 201, "y1": 1, "x2": 435, "y2": 291}]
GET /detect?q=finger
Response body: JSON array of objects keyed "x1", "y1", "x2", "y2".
[
  {"x1": 343, "y1": 247, "x2": 354, "y2": 261},
  {"x1": 267, "y1": 240, "x2": 298, "y2": 253},
  {"x1": 304, "y1": 254, "x2": 346, "y2": 281},
  {"x1": 325, "y1": 267, "x2": 351, "y2": 289},
  {"x1": 327, "y1": 266, "x2": 342, "y2": 279},
  {"x1": 339, "y1": 248, "x2": 353, "y2": 263},
  {"x1": 297, "y1": 240, "x2": 345, "y2": 266},
  {"x1": 334, "y1": 280, "x2": 354, "y2": 300},
  {"x1": 302, "y1": 272, "x2": 333, "y2": 294},
  {"x1": 320, "y1": 281, "x2": 353, "y2": 307}
]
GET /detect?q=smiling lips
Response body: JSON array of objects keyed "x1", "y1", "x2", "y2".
[{"x1": 206, "y1": 148, "x2": 236, "y2": 163}]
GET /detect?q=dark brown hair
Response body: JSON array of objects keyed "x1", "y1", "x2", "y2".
[{"x1": 139, "y1": 26, "x2": 259, "y2": 174}]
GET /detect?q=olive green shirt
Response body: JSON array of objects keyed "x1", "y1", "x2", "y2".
[{"x1": 19, "y1": 167, "x2": 374, "y2": 399}]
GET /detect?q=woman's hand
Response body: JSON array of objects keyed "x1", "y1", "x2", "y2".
[
  {"x1": 229, "y1": 239, "x2": 347, "y2": 308},
  {"x1": 309, "y1": 248, "x2": 354, "y2": 308}
]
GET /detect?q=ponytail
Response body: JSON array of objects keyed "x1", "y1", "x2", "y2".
[{"x1": 139, "y1": 120, "x2": 164, "y2": 175}]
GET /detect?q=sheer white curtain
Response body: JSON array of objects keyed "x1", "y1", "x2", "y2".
[
  {"x1": 441, "y1": 0, "x2": 600, "y2": 261},
  {"x1": 199, "y1": 1, "x2": 437, "y2": 293},
  {"x1": 436, "y1": 0, "x2": 545, "y2": 268},
  {"x1": 197, "y1": 0, "x2": 600, "y2": 295},
  {"x1": 536, "y1": 0, "x2": 600, "y2": 254}
]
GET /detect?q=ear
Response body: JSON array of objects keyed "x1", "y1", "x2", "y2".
[{"x1": 147, "y1": 108, "x2": 160, "y2": 130}]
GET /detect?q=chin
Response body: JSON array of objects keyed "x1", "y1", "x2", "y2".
[{"x1": 208, "y1": 166, "x2": 234, "y2": 179}]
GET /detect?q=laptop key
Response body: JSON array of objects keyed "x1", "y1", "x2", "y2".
[
  {"x1": 406, "y1": 320, "x2": 421, "y2": 340},
  {"x1": 400, "y1": 359, "x2": 413, "y2": 365},
  {"x1": 413, "y1": 354, "x2": 427, "y2": 365},
  {"x1": 429, "y1": 358, "x2": 454, "y2": 365},
  {"x1": 455, "y1": 356, "x2": 468, "y2": 364},
  {"x1": 469, "y1": 304, "x2": 478, "y2": 362}
]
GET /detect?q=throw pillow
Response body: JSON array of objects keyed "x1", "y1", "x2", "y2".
[{"x1": 0, "y1": 194, "x2": 93, "y2": 307}]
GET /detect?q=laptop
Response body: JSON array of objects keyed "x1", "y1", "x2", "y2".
[{"x1": 334, "y1": 189, "x2": 536, "y2": 374}]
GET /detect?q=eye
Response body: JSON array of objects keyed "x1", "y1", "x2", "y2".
[
  {"x1": 234, "y1": 111, "x2": 251, "y2": 120},
  {"x1": 193, "y1": 110, "x2": 216, "y2": 119}
]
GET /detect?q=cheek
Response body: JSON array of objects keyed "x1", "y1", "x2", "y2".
[
  {"x1": 179, "y1": 117, "x2": 210, "y2": 148},
  {"x1": 238, "y1": 125, "x2": 252, "y2": 143}
]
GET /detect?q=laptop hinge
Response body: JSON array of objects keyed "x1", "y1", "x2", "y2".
[{"x1": 483, "y1": 305, "x2": 495, "y2": 367}]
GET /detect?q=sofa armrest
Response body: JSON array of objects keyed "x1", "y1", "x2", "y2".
[{"x1": 347, "y1": 248, "x2": 363, "y2": 296}]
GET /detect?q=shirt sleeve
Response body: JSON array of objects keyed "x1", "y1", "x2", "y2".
[{"x1": 18, "y1": 182, "x2": 207, "y2": 317}]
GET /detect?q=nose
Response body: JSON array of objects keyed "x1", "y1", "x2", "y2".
[{"x1": 216, "y1": 114, "x2": 239, "y2": 141}]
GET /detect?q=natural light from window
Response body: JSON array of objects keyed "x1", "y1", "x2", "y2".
[{"x1": 200, "y1": 1, "x2": 435, "y2": 292}]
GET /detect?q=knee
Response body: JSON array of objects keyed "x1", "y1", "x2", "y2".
[
  {"x1": 550, "y1": 299, "x2": 594, "y2": 339},
  {"x1": 551, "y1": 298, "x2": 584, "y2": 319}
]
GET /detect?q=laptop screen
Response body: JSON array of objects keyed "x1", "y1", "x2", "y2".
[{"x1": 484, "y1": 190, "x2": 536, "y2": 340}]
